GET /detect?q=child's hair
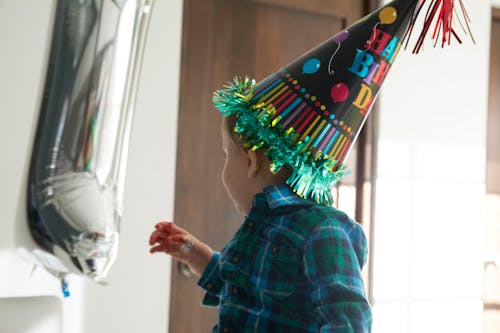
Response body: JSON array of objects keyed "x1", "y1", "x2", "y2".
[
  {"x1": 223, "y1": 115, "x2": 292, "y2": 179},
  {"x1": 222, "y1": 115, "x2": 241, "y2": 146}
]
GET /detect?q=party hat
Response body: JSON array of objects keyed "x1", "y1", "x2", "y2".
[{"x1": 213, "y1": 0, "x2": 474, "y2": 206}]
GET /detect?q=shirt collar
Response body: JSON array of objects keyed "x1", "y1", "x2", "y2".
[{"x1": 251, "y1": 183, "x2": 315, "y2": 212}]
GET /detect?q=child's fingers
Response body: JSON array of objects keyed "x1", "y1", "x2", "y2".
[
  {"x1": 154, "y1": 222, "x2": 190, "y2": 239},
  {"x1": 149, "y1": 231, "x2": 184, "y2": 246},
  {"x1": 149, "y1": 240, "x2": 187, "y2": 257},
  {"x1": 149, "y1": 235, "x2": 185, "y2": 250},
  {"x1": 155, "y1": 221, "x2": 173, "y2": 231},
  {"x1": 150, "y1": 222, "x2": 175, "y2": 245},
  {"x1": 150, "y1": 244, "x2": 168, "y2": 254},
  {"x1": 149, "y1": 230, "x2": 160, "y2": 245},
  {"x1": 156, "y1": 222, "x2": 188, "y2": 234},
  {"x1": 150, "y1": 244, "x2": 179, "y2": 254},
  {"x1": 149, "y1": 230, "x2": 171, "y2": 245}
]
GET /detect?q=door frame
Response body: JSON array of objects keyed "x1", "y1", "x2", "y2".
[{"x1": 484, "y1": 3, "x2": 500, "y2": 316}]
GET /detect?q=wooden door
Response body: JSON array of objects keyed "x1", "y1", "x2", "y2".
[
  {"x1": 484, "y1": 7, "x2": 500, "y2": 333},
  {"x1": 171, "y1": 0, "x2": 367, "y2": 331}
]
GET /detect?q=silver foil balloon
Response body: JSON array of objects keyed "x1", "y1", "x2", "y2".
[{"x1": 27, "y1": 0, "x2": 154, "y2": 284}]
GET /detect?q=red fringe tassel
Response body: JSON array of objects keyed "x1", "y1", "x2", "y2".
[{"x1": 404, "y1": 0, "x2": 476, "y2": 54}]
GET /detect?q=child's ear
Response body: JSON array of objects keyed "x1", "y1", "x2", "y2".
[{"x1": 245, "y1": 148, "x2": 263, "y2": 178}]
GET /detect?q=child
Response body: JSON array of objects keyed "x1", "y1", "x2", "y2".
[
  {"x1": 149, "y1": 115, "x2": 371, "y2": 332},
  {"x1": 149, "y1": 0, "x2": 473, "y2": 331}
]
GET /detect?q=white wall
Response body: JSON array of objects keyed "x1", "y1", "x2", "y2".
[
  {"x1": 372, "y1": 1, "x2": 498, "y2": 332},
  {"x1": 0, "y1": 0, "x2": 182, "y2": 332},
  {"x1": 0, "y1": 297, "x2": 63, "y2": 333}
]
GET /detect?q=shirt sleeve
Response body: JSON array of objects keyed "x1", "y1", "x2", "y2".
[
  {"x1": 303, "y1": 221, "x2": 372, "y2": 332},
  {"x1": 197, "y1": 252, "x2": 223, "y2": 307}
]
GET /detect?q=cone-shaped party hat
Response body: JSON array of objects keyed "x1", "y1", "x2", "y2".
[{"x1": 213, "y1": 0, "x2": 474, "y2": 206}]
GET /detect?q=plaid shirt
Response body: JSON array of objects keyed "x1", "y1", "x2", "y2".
[{"x1": 198, "y1": 184, "x2": 372, "y2": 332}]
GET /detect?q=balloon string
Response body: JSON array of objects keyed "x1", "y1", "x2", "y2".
[
  {"x1": 61, "y1": 277, "x2": 70, "y2": 298},
  {"x1": 328, "y1": 43, "x2": 341, "y2": 76},
  {"x1": 365, "y1": 22, "x2": 382, "y2": 51}
]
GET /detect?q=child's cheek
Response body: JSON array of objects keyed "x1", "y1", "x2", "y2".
[{"x1": 221, "y1": 160, "x2": 229, "y2": 190}]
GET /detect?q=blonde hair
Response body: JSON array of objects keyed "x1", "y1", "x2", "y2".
[
  {"x1": 222, "y1": 115, "x2": 242, "y2": 146},
  {"x1": 222, "y1": 115, "x2": 292, "y2": 180}
]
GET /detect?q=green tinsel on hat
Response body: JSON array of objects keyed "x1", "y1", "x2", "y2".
[{"x1": 213, "y1": 77, "x2": 347, "y2": 207}]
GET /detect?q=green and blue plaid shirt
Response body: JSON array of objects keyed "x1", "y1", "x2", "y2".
[{"x1": 198, "y1": 184, "x2": 372, "y2": 332}]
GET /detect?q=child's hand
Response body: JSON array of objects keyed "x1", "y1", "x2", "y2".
[
  {"x1": 149, "y1": 222, "x2": 192, "y2": 262},
  {"x1": 149, "y1": 222, "x2": 214, "y2": 276}
]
